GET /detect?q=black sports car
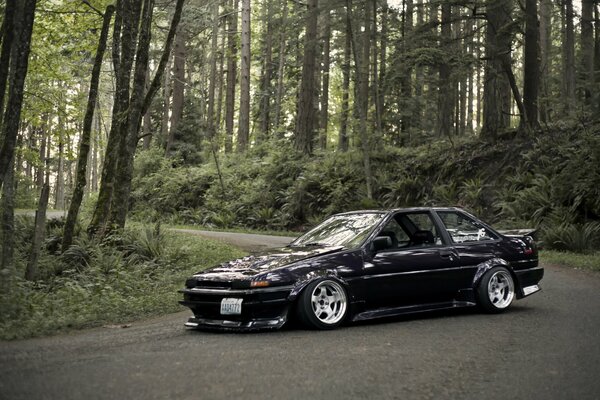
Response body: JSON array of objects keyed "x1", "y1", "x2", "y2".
[{"x1": 180, "y1": 207, "x2": 543, "y2": 330}]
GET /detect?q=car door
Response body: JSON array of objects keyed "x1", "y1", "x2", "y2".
[
  {"x1": 434, "y1": 210, "x2": 501, "y2": 288},
  {"x1": 362, "y1": 211, "x2": 461, "y2": 308}
]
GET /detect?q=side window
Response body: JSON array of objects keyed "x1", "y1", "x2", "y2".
[
  {"x1": 377, "y1": 212, "x2": 443, "y2": 249},
  {"x1": 437, "y1": 211, "x2": 497, "y2": 243}
]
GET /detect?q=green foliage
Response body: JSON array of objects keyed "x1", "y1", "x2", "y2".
[
  {"x1": 0, "y1": 221, "x2": 244, "y2": 340},
  {"x1": 130, "y1": 122, "x2": 600, "y2": 253},
  {"x1": 540, "y1": 250, "x2": 600, "y2": 272}
]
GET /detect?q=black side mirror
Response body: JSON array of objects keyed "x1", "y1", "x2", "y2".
[{"x1": 372, "y1": 236, "x2": 392, "y2": 252}]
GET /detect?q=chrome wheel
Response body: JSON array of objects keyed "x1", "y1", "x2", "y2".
[
  {"x1": 309, "y1": 280, "x2": 347, "y2": 325},
  {"x1": 487, "y1": 270, "x2": 515, "y2": 309}
]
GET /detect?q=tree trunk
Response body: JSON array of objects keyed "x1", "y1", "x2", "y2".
[
  {"x1": 237, "y1": 0, "x2": 251, "y2": 152},
  {"x1": 0, "y1": 0, "x2": 16, "y2": 125},
  {"x1": 55, "y1": 138, "x2": 65, "y2": 209},
  {"x1": 0, "y1": 0, "x2": 36, "y2": 191},
  {"x1": 338, "y1": 5, "x2": 351, "y2": 153},
  {"x1": 166, "y1": 25, "x2": 186, "y2": 155},
  {"x1": 480, "y1": 0, "x2": 513, "y2": 138},
  {"x1": 539, "y1": 0, "x2": 551, "y2": 123},
  {"x1": 207, "y1": 0, "x2": 220, "y2": 138},
  {"x1": 595, "y1": 4, "x2": 600, "y2": 111},
  {"x1": 109, "y1": 0, "x2": 154, "y2": 229},
  {"x1": 258, "y1": 0, "x2": 274, "y2": 143},
  {"x1": 562, "y1": 0, "x2": 576, "y2": 114},
  {"x1": 1, "y1": 159, "x2": 14, "y2": 273},
  {"x1": 274, "y1": 0, "x2": 289, "y2": 132},
  {"x1": 294, "y1": 0, "x2": 319, "y2": 154},
  {"x1": 216, "y1": 30, "x2": 226, "y2": 137},
  {"x1": 348, "y1": 0, "x2": 373, "y2": 199},
  {"x1": 63, "y1": 6, "x2": 114, "y2": 251},
  {"x1": 224, "y1": 0, "x2": 239, "y2": 153},
  {"x1": 319, "y1": 8, "x2": 331, "y2": 150},
  {"x1": 160, "y1": 55, "x2": 171, "y2": 145},
  {"x1": 107, "y1": 0, "x2": 184, "y2": 230},
  {"x1": 142, "y1": 67, "x2": 152, "y2": 149},
  {"x1": 437, "y1": 2, "x2": 453, "y2": 138},
  {"x1": 401, "y1": 0, "x2": 414, "y2": 135},
  {"x1": 580, "y1": 0, "x2": 594, "y2": 104},
  {"x1": 523, "y1": 0, "x2": 540, "y2": 129},
  {"x1": 26, "y1": 141, "x2": 51, "y2": 282},
  {"x1": 89, "y1": 0, "x2": 142, "y2": 235}
]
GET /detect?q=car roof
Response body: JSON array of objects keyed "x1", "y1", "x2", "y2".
[{"x1": 334, "y1": 206, "x2": 466, "y2": 216}]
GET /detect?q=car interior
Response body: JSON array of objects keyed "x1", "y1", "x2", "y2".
[{"x1": 375, "y1": 212, "x2": 442, "y2": 250}]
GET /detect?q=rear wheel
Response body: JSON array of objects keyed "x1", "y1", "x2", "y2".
[
  {"x1": 297, "y1": 279, "x2": 348, "y2": 329},
  {"x1": 477, "y1": 267, "x2": 515, "y2": 313}
]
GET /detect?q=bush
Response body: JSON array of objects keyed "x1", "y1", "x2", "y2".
[{"x1": 0, "y1": 222, "x2": 244, "y2": 340}]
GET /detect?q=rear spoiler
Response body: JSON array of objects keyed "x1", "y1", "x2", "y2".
[{"x1": 497, "y1": 229, "x2": 538, "y2": 239}]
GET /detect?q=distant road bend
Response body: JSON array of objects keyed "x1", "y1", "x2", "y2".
[{"x1": 1, "y1": 230, "x2": 599, "y2": 400}]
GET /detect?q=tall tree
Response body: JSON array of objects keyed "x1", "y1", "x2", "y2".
[
  {"x1": 562, "y1": 0, "x2": 576, "y2": 114},
  {"x1": 348, "y1": 0, "x2": 374, "y2": 199},
  {"x1": 224, "y1": 0, "x2": 239, "y2": 153},
  {"x1": 539, "y1": 0, "x2": 551, "y2": 123},
  {"x1": 237, "y1": 0, "x2": 251, "y2": 151},
  {"x1": 166, "y1": 25, "x2": 186, "y2": 155},
  {"x1": 338, "y1": 4, "x2": 352, "y2": 152},
  {"x1": 273, "y1": 0, "x2": 289, "y2": 131},
  {"x1": 294, "y1": 0, "x2": 319, "y2": 154},
  {"x1": 580, "y1": 0, "x2": 594, "y2": 104},
  {"x1": 0, "y1": 0, "x2": 37, "y2": 191},
  {"x1": 319, "y1": 7, "x2": 331, "y2": 150},
  {"x1": 258, "y1": 0, "x2": 274, "y2": 142},
  {"x1": 0, "y1": 0, "x2": 16, "y2": 124},
  {"x1": 480, "y1": 0, "x2": 513, "y2": 138},
  {"x1": 437, "y1": 2, "x2": 453, "y2": 138},
  {"x1": 62, "y1": 5, "x2": 115, "y2": 251},
  {"x1": 206, "y1": 0, "x2": 220, "y2": 138},
  {"x1": 90, "y1": 0, "x2": 185, "y2": 234},
  {"x1": 523, "y1": 0, "x2": 540, "y2": 129}
]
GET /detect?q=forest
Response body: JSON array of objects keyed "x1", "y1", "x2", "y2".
[{"x1": 0, "y1": 0, "x2": 599, "y2": 338}]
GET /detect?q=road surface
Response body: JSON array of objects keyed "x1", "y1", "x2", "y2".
[{"x1": 1, "y1": 231, "x2": 599, "y2": 400}]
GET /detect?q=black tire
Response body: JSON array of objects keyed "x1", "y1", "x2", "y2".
[
  {"x1": 476, "y1": 266, "x2": 516, "y2": 313},
  {"x1": 296, "y1": 279, "x2": 348, "y2": 330}
]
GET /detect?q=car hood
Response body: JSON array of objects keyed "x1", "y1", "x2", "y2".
[{"x1": 192, "y1": 245, "x2": 345, "y2": 281}]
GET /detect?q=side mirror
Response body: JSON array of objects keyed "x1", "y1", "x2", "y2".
[{"x1": 372, "y1": 236, "x2": 392, "y2": 252}]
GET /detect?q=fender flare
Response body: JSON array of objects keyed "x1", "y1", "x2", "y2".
[
  {"x1": 287, "y1": 270, "x2": 352, "y2": 302},
  {"x1": 471, "y1": 258, "x2": 518, "y2": 291}
]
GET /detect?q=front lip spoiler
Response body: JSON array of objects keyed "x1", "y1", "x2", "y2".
[{"x1": 184, "y1": 316, "x2": 287, "y2": 331}]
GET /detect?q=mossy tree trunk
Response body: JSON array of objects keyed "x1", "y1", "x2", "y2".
[{"x1": 62, "y1": 5, "x2": 115, "y2": 251}]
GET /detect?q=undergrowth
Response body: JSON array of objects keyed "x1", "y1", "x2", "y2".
[
  {"x1": 0, "y1": 218, "x2": 244, "y2": 340},
  {"x1": 130, "y1": 121, "x2": 600, "y2": 253}
]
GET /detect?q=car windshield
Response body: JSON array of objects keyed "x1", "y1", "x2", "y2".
[{"x1": 291, "y1": 213, "x2": 386, "y2": 249}]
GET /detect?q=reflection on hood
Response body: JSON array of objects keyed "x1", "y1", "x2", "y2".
[{"x1": 194, "y1": 245, "x2": 344, "y2": 280}]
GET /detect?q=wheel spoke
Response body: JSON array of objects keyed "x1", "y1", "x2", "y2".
[{"x1": 310, "y1": 281, "x2": 347, "y2": 325}]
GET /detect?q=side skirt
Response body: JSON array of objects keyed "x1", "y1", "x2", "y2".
[{"x1": 351, "y1": 301, "x2": 477, "y2": 322}]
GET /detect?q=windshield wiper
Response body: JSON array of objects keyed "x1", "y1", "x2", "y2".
[{"x1": 300, "y1": 242, "x2": 330, "y2": 247}]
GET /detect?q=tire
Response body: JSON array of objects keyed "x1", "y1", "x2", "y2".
[
  {"x1": 296, "y1": 279, "x2": 348, "y2": 330},
  {"x1": 476, "y1": 266, "x2": 516, "y2": 313}
]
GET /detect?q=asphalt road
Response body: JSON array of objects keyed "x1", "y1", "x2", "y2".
[{"x1": 1, "y1": 231, "x2": 599, "y2": 400}]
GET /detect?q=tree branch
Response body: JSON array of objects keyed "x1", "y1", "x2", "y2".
[{"x1": 140, "y1": 0, "x2": 185, "y2": 117}]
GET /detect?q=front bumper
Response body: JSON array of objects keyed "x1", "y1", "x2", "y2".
[{"x1": 179, "y1": 285, "x2": 293, "y2": 331}]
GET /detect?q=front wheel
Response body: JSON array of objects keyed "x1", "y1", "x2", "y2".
[
  {"x1": 296, "y1": 279, "x2": 348, "y2": 329},
  {"x1": 476, "y1": 267, "x2": 515, "y2": 313}
]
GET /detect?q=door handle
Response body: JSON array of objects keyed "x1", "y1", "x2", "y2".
[{"x1": 439, "y1": 250, "x2": 456, "y2": 261}]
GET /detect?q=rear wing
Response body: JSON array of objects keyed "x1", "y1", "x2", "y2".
[{"x1": 497, "y1": 229, "x2": 538, "y2": 240}]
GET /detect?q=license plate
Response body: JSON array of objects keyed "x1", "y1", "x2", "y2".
[{"x1": 220, "y1": 298, "x2": 243, "y2": 315}]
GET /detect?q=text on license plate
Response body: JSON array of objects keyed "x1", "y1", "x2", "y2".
[{"x1": 220, "y1": 298, "x2": 243, "y2": 315}]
